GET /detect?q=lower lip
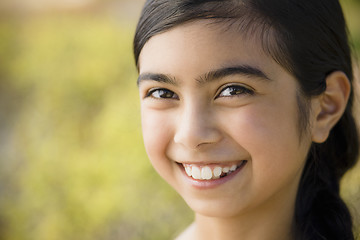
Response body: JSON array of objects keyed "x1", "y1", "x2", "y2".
[{"x1": 177, "y1": 161, "x2": 247, "y2": 189}]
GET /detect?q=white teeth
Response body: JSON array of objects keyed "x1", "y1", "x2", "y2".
[
  {"x1": 201, "y1": 166, "x2": 212, "y2": 180},
  {"x1": 230, "y1": 164, "x2": 237, "y2": 171},
  {"x1": 183, "y1": 163, "x2": 242, "y2": 180},
  {"x1": 185, "y1": 166, "x2": 192, "y2": 176},
  {"x1": 213, "y1": 167, "x2": 222, "y2": 178},
  {"x1": 223, "y1": 167, "x2": 230, "y2": 173},
  {"x1": 191, "y1": 166, "x2": 201, "y2": 180}
]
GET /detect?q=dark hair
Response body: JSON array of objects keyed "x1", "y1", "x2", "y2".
[{"x1": 133, "y1": 0, "x2": 360, "y2": 239}]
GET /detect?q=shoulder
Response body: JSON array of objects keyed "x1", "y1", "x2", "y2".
[{"x1": 174, "y1": 222, "x2": 196, "y2": 240}]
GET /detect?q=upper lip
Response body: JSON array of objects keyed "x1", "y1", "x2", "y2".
[
  {"x1": 175, "y1": 160, "x2": 246, "y2": 166},
  {"x1": 169, "y1": 151, "x2": 250, "y2": 166}
]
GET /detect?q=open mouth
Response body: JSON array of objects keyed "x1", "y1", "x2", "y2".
[{"x1": 178, "y1": 160, "x2": 247, "y2": 181}]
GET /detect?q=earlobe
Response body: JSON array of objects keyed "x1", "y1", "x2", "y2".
[{"x1": 311, "y1": 71, "x2": 350, "y2": 143}]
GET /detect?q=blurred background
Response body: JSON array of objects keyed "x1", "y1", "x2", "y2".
[{"x1": 0, "y1": 0, "x2": 359, "y2": 239}]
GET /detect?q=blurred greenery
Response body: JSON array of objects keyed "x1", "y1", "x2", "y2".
[
  {"x1": 0, "y1": 11, "x2": 192, "y2": 240},
  {"x1": 0, "y1": 1, "x2": 359, "y2": 239}
]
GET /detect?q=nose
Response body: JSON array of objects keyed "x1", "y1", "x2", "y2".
[{"x1": 173, "y1": 103, "x2": 222, "y2": 149}]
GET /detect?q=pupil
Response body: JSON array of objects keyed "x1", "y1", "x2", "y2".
[
  {"x1": 160, "y1": 90, "x2": 172, "y2": 98},
  {"x1": 231, "y1": 87, "x2": 242, "y2": 95}
]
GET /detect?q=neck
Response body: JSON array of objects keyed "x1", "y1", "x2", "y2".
[{"x1": 193, "y1": 191, "x2": 296, "y2": 240}]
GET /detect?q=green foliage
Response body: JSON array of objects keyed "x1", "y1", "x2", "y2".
[{"x1": 0, "y1": 15, "x2": 192, "y2": 240}]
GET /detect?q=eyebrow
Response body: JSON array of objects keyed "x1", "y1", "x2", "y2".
[
  {"x1": 137, "y1": 73, "x2": 177, "y2": 86},
  {"x1": 137, "y1": 65, "x2": 271, "y2": 86},
  {"x1": 198, "y1": 65, "x2": 271, "y2": 84}
]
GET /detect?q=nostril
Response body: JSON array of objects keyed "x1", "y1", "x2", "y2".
[{"x1": 173, "y1": 126, "x2": 222, "y2": 149}]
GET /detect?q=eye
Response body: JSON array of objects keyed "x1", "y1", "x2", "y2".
[
  {"x1": 216, "y1": 85, "x2": 254, "y2": 98},
  {"x1": 146, "y1": 88, "x2": 179, "y2": 99}
]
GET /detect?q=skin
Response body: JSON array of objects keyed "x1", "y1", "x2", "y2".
[{"x1": 137, "y1": 20, "x2": 350, "y2": 240}]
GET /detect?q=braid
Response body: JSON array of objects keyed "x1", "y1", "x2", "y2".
[{"x1": 295, "y1": 106, "x2": 359, "y2": 239}]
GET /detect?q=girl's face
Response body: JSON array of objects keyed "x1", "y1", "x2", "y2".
[{"x1": 138, "y1": 21, "x2": 313, "y2": 218}]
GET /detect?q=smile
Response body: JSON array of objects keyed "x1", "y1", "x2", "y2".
[{"x1": 180, "y1": 161, "x2": 247, "y2": 181}]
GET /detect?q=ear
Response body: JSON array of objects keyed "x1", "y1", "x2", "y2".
[{"x1": 311, "y1": 71, "x2": 351, "y2": 143}]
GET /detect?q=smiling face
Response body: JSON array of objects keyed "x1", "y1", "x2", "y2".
[{"x1": 138, "y1": 21, "x2": 314, "y2": 219}]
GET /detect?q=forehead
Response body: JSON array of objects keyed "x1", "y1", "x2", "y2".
[{"x1": 138, "y1": 20, "x2": 280, "y2": 81}]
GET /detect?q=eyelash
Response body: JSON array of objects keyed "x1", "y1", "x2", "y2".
[
  {"x1": 145, "y1": 84, "x2": 254, "y2": 100},
  {"x1": 146, "y1": 88, "x2": 179, "y2": 99},
  {"x1": 216, "y1": 84, "x2": 255, "y2": 98}
]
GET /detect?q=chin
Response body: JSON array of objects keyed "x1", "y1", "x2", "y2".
[{"x1": 183, "y1": 196, "x2": 246, "y2": 219}]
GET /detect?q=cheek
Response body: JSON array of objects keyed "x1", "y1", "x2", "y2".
[
  {"x1": 229, "y1": 102, "x2": 298, "y2": 146},
  {"x1": 141, "y1": 109, "x2": 174, "y2": 175},
  {"x1": 223, "y1": 102, "x2": 310, "y2": 208},
  {"x1": 141, "y1": 109, "x2": 166, "y2": 158},
  {"x1": 225, "y1": 101, "x2": 308, "y2": 179}
]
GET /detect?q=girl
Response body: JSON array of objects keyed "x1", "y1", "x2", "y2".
[{"x1": 134, "y1": 0, "x2": 359, "y2": 239}]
